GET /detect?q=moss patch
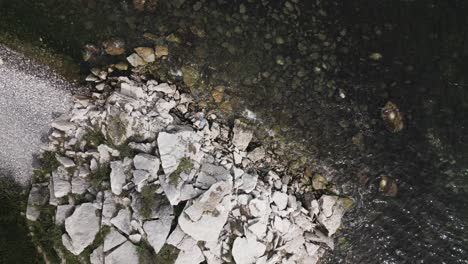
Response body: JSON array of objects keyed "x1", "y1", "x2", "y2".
[
  {"x1": 140, "y1": 185, "x2": 158, "y2": 219},
  {"x1": 32, "y1": 151, "x2": 61, "y2": 183},
  {"x1": 83, "y1": 130, "x2": 106, "y2": 148},
  {"x1": 154, "y1": 244, "x2": 179, "y2": 264},
  {"x1": 0, "y1": 174, "x2": 43, "y2": 264},
  {"x1": 88, "y1": 163, "x2": 111, "y2": 189},
  {"x1": 168, "y1": 157, "x2": 193, "y2": 186}
]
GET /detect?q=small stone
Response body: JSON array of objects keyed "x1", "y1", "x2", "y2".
[
  {"x1": 272, "y1": 191, "x2": 288, "y2": 211},
  {"x1": 247, "y1": 147, "x2": 265, "y2": 162},
  {"x1": 240, "y1": 173, "x2": 258, "y2": 193},
  {"x1": 232, "y1": 236, "x2": 266, "y2": 264},
  {"x1": 110, "y1": 161, "x2": 126, "y2": 195},
  {"x1": 52, "y1": 167, "x2": 71, "y2": 198},
  {"x1": 212, "y1": 85, "x2": 225, "y2": 103},
  {"x1": 114, "y1": 62, "x2": 129, "y2": 71},
  {"x1": 381, "y1": 101, "x2": 404, "y2": 133},
  {"x1": 134, "y1": 47, "x2": 155, "y2": 63},
  {"x1": 155, "y1": 45, "x2": 169, "y2": 58},
  {"x1": 103, "y1": 38, "x2": 125, "y2": 56},
  {"x1": 369, "y1": 52, "x2": 383, "y2": 60},
  {"x1": 129, "y1": 233, "x2": 142, "y2": 243},
  {"x1": 55, "y1": 155, "x2": 75, "y2": 168},
  {"x1": 55, "y1": 204, "x2": 74, "y2": 226},
  {"x1": 133, "y1": 0, "x2": 145, "y2": 11},
  {"x1": 127, "y1": 53, "x2": 147, "y2": 67},
  {"x1": 312, "y1": 174, "x2": 328, "y2": 190}
]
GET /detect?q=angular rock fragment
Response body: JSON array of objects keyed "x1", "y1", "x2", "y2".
[
  {"x1": 55, "y1": 204, "x2": 74, "y2": 226},
  {"x1": 104, "y1": 227, "x2": 127, "y2": 252},
  {"x1": 110, "y1": 161, "x2": 126, "y2": 195},
  {"x1": 63, "y1": 203, "x2": 100, "y2": 255},
  {"x1": 144, "y1": 215, "x2": 174, "y2": 254},
  {"x1": 52, "y1": 166, "x2": 71, "y2": 198},
  {"x1": 232, "y1": 119, "x2": 253, "y2": 151},
  {"x1": 272, "y1": 191, "x2": 288, "y2": 211},
  {"x1": 26, "y1": 184, "x2": 49, "y2": 221},
  {"x1": 179, "y1": 181, "x2": 232, "y2": 241},
  {"x1": 111, "y1": 208, "x2": 132, "y2": 235},
  {"x1": 133, "y1": 153, "x2": 160, "y2": 176},
  {"x1": 134, "y1": 47, "x2": 155, "y2": 63},
  {"x1": 316, "y1": 195, "x2": 348, "y2": 236},
  {"x1": 55, "y1": 154, "x2": 76, "y2": 168},
  {"x1": 105, "y1": 241, "x2": 139, "y2": 264},
  {"x1": 232, "y1": 236, "x2": 266, "y2": 264},
  {"x1": 90, "y1": 245, "x2": 104, "y2": 264}
]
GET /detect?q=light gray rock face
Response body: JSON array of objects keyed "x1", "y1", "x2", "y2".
[
  {"x1": 26, "y1": 184, "x2": 49, "y2": 221},
  {"x1": 105, "y1": 241, "x2": 139, "y2": 264},
  {"x1": 179, "y1": 181, "x2": 232, "y2": 242},
  {"x1": 157, "y1": 129, "x2": 203, "y2": 205},
  {"x1": 52, "y1": 166, "x2": 71, "y2": 198},
  {"x1": 194, "y1": 163, "x2": 232, "y2": 190},
  {"x1": 131, "y1": 191, "x2": 173, "y2": 221},
  {"x1": 51, "y1": 120, "x2": 76, "y2": 133},
  {"x1": 55, "y1": 204, "x2": 74, "y2": 226},
  {"x1": 71, "y1": 176, "x2": 90, "y2": 195},
  {"x1": 317, "y1": 195, "x2": 347, "y2": 236},
  {"x1": 102, "y1": 191, "x2": 117, "y2": 226},
  {"x1": 111, "y1": 208, "x2": 132, "y2": 235},
  {"x1": 232, "y1": 120, "x2": 253, "y2": 151},
  {"x1": 239, "y1": 172, "x2": 258, "y2": 193},
  {"x1": 133, "y1": 153, "x2": 160, "y2": 176},
  {"x1": 247, "y1": 147, "x2": 265, "y2": 162},
  {"x1": 110, "y1": 161, "x2": 126, "y2": 195},
  {"x1": 144, "y1": 215, "x2": 174, "y2": 254},
  {"x1": 157, "y1": 130, "x2": 202, "y2": 176},
  {"x1": 120, "y1": 82, "x2": 146, "y2": 100},
  {"x1": 56, "y1": 154, "x2": 76, "y2": 168},
  {"x1": 232, "y1": 236, "x2": 266, "y2": 264},
  {"x1": 63, "y1": 203, "x2": 100, "y2": 255},
  {"x1": 272, "y1": 191, "x2": 288, "y2": 211},
  {"x1": 166, "y1": 226, "x2": 205, "y2": 264},
  {"x1": 89, "y1": 245, "x2": 104, "y2": 264},
  {"x1": 104, "y1": 227, "x2": 127, "y2": 252},
  {"x1": 132, "y1": 170, "x2": 150, "y2": 192}
]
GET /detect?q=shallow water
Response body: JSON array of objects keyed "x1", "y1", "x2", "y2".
[{"x1": 1, "y1": 0, "x2": 467, "y2": 263}]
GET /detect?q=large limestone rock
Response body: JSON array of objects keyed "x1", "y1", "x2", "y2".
[
  {"x1": 105, "y1": 241, "x2": 139, "y2": 264},
  {"x1": 63, "y1": 203, "x2": 100, "y2": 255},
  {"x1": 179, "y1": 181, "x2": 232, "y2": 242},
  {"x1": 104, "y1": 227, "x2": 127, "y2": 252},
  {"x1": 110, "y1": 161, "x2": 126, "y2": 195},
  {"x1": 194, "y1": 163, "x2": 232, "y2": 190},
  {"x1": 55, "y1": 204, "x2": 74, "y2": 226},
  {"x1": 143, "y1": 215, "x2": 174, "y2": 254},
  {"x1": 316, "y1": 195, "x2": 349, "y2": 236},
  {"x1": 157, "y1": 129, "x2": 202, "y2": 175},
  {"x1": 90, "y1": 245, "x2": 104, "y2": 264}
]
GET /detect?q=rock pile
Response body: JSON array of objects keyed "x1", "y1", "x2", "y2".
[{"x1": 27, "y1": 49, "x2": 350, "y2": 264}]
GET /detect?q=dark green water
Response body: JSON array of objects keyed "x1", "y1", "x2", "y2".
[{"x1": 0, "y1": 0, "x2": 467, "y2": 263}]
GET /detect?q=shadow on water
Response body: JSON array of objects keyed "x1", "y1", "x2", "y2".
[{"x1": 0, "y1": 0, "x2": 468, "y2": 263}]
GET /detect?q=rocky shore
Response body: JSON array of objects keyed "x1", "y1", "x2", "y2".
[{"x1": 26, "y1": 47, "x2": 351, "y2": 264}]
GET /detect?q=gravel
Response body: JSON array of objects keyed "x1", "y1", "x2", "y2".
[{"x1": 0, "y1": 44, "x2": 75, "y2": 185}]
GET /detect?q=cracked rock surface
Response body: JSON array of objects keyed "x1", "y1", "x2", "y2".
[{"x1": 27, "y1": 57, "x2": 350, "y2": 263}]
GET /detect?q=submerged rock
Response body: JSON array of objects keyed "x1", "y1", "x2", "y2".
[
  {"x1": 381, "y1": 101, "x2": 404, "y2": 133},
  {"x1": 103, "y1": 38, "x2": 125, "y2": 56}
]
